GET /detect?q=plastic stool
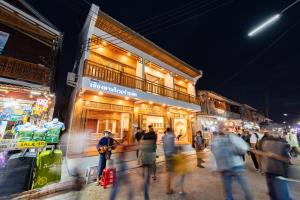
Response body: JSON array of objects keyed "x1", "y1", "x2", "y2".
[{"x1": 99, "y1": 167, "x2": 117, "y2": 189}]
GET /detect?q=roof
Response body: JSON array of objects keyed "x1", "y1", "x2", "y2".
[
  {"x1": 95, "y1": 11, "x2": 202, "y2": 78},
  {"x1": 0, "y1": 0, "x2": 61, "y2": 45},
  {"x1": 199, "y1": 90, "x2": 242, "y2": 107}
]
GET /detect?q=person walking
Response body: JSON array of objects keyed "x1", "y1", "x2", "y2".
[
  {"x1": 194, "y1": 131, "x2": 205, "y2": 168},
  {"x1": 140, "y1": 125, "x2": 157, "y2": 200},
  {"x1": 249, "y1": 130, "x2": 261, "y2": 171},
  {"x1": 96, "y1": 130, "x2": 115, "y2": 185},
  {"x1": 144, "y1": 125, "x2": 158, "y2": 180},
  {"x1": 135, "y1": 127, "x2": 143, "y2": 158},
  {"x1": 258, "y1": 132, "x2": 293, "y2": 200},
  {"x1": 162, "y1": 128, "x2": 175, "y2": 194},
  {"x1": 211, "y1": 124, "x2": 254, "y2": 200},
  {"x1": 285, "y1": 131, "x2": 299, "y2": 158}
]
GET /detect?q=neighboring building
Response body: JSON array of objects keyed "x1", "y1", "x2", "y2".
[
  {"x1": 0, "y1": 0, "x2": 62, "y2": 134},
  {"x1": 67, "y1": 4, "x2": 202, "y2": 156},
  {"x1": 196, "y1": 90, "x2": 243, "y2": 133}
]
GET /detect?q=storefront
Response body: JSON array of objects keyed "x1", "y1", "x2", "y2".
[
  {"x1": 0, "y1": 85, "x2": 66, "y2": 195},
  {"x1": 67, "y1": 85, "x2": 198, "y2": 157}
]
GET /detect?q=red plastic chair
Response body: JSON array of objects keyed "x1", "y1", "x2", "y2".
[{"x1": 99, "y1": 167, "x2": 117, "y2": 189}]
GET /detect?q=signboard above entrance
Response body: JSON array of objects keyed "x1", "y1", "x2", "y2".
[{"x1": 89, "y1": 80, "x2": 138, "y2": 97}]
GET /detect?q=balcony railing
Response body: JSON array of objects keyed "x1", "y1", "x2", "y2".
[
  {"x1": 0, "y1": 56, "x2": 50, "y2": 85},
  {"x1": 84, "y1": 60, "x2": 200, "y2": 105}
]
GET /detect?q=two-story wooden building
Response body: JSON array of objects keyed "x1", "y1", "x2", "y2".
[
  {"x1": 0, "y1": 0, "x2": 62, "y2": 134},
  {"x1": 67, "y1": 4, "x2": 202, "y2": 156}
]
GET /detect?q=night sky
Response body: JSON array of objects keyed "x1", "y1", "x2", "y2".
[{"x1": 27, "y1": 0, "x2": 300, "y2": 123}]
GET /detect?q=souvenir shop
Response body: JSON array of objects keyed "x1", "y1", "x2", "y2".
[{"x1": 0, "y1": 85, "x2": 65, "y2": 196}]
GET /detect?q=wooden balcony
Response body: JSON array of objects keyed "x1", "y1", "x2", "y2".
[
  {"x1": 0, "y1": 56, "x2": 50, "y2": 85},
  {"x1": 84, "y1": 60, "x2": 200, "y2": 105}
]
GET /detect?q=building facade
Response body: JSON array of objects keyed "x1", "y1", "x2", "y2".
[
  {"x1": 66, "y1": 4, "x2": 202, "y2": 157},
  {"x1": 0, "y1": 0, "x2": 62, "y2": 138}
]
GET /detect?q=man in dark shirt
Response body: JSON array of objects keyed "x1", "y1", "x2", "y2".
[
  {"x1": 96, "y1": 130, "x2": 115, "y2": 185},
  {"x1": 144, "y1": 125, "x2": 157, "y2": 180},
  {"x1": 135, "y1": 127, "x2": 143, "y2": 158}
]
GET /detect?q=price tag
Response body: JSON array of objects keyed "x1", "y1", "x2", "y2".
[
  {"x1": 0, "y1": 139, "x2": 18, "y2": 151},
  {"x1": 17, "y1": 141, "x2": 46, "y2": 148}
]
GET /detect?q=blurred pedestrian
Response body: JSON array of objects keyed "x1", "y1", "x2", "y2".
[
  {"x1": 285, "y1": 130, "x2": 299, "y2": 158},
  {"x1": 135, "y1": 127, "x2": 143, "y2": 158},
  {"x1": 162, "y1": 127, "x2": 175, "y2": 194},
  {"x1": 173, "y1": 146, "x2": 187, "y2": 196},
  {"x1": 259, "y1": 132, "x2": 293, "y2": 200},
  {"x1": 96, "y1": 130, "x2": 116, "y2": 185},
  {"x1": 140, "y1": 125, "x2": 157, "y2": 200},
  {"x1": 145, "y1": 125, "x2": 158, "y2": 180},
  {"x1": 110, "y1": 142, "x2": 134, "y2": 200},
  {"x1": 211, "y1": 124, "x2": 254, "y2": 200},
  {"x1": 249, "y1": 130, "x2": 261, "y2": 171},
  {"x1": 194, "y1": 131, "x2": 205, "y2": 168}
]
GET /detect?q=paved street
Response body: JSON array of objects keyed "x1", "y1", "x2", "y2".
[{"x1": 45, "y1": 152, "x2": 300, "y2": 200}]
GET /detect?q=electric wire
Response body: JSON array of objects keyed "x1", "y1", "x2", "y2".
[{"x1": 215, "y1": 17, "x2": 300, "y2": 90}]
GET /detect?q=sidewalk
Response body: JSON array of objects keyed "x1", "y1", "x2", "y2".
[{"x1": 45, "y1": 152, "x2": 300, "y2": 200}]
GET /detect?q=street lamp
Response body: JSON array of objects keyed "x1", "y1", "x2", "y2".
[
  {"x1": 248, "y1": 14, "x2": 281, "y2": 37},
  {"x1": 247, "y1": 0, "x2": 300, "y2": 37},
  {"x1": 283, "y1": 113, "x2": 288, "y2": 116}
]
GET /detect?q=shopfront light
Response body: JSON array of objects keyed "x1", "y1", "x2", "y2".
[
  {"x1": 125, "y1": 96, "x2": 130, "y2": 100},
  {"x1": 0, "y1": 89, "x2": 9, "y2": 94},
  {"x1": 30, "y1": 91, "x2": 41, "y2": 96},
  {"x1": 29, "y1": 95, "x2": 33, "y2": 98},
  {"x1": 162, "y1": 104, "x2": 166, "y2": 107},
  {"x1": 98, "y1": 91, "x2": 104, "y2": 95},
  {"x1": 149, "y1": 101, "x2": 153, "y2": 105}
]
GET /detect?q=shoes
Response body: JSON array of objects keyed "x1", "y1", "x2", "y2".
[
  {"x1": 152, "y1": 176, "x2": 157, "y2": 180},
  {"x1": 179, "y1": 192, "x2": 187, "y2": 196},
  {"x1": 166, "y1": 189, "x2": 174, "y2": 195},
  {"x1": 197, "y1": 165, "x2": 205, "y2": 168}
]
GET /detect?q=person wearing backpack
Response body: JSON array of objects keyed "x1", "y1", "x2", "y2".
[{"x1": 212, "y1": 123, "x2": 254, "y2": 200}]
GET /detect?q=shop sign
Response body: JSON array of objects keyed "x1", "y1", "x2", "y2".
[
  {"x1": 17, "y1": 141, "x2": 46, "y2": 149},
  {"x1": 89, "y1": 81, "x2": 138, "y2": 97},
  {"x1": 0, "y1": 139, "x2": 18, "y2": 150}
]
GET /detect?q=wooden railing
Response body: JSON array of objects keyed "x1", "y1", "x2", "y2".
[
  {"x1": 84, "y1": 60, "x2": 200, "y2": 105},
  {"x1": 0, "y1": 56, "x2": 50, "y2": 85}
]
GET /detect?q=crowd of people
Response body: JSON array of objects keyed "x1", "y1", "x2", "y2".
[{"x1": 95, "y1": 123, "x2": 299, "y2": 200}]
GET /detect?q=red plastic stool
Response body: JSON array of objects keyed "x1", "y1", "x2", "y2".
[{"x1": 99, "y1": 167, "x2": 117, "y2": 189}]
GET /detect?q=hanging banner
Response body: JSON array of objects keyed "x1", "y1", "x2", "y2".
[{"x1": 0, "y1": 31, "x2": 9, "y2": 54}]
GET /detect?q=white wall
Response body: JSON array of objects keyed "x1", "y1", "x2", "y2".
[{"x1": 188, "y1": 82, "x2": 196, "y2": 96}]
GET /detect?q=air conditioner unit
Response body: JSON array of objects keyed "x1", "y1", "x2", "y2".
[{"x1": 67, "y1": 72, "x2": 77, "y2": 87}]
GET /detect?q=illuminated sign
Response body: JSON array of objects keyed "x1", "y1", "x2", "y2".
[{"x1": 89, "y1": 81, "x2": 138, "y2": 97}]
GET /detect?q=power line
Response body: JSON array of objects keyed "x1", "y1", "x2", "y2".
[
  {"x1": 281, "y1": 0, "x2": 300, "y2": 14},
  {"x1": 215, "y1": 17, "x2": 300, "y2": 90},
  {"x1": 87, "y1": 0, "x2": 234, "y2": 51}
]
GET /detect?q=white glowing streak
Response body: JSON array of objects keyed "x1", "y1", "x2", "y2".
[{"x1": 248, "y1": 14, "x2": 281, "y2": 37}]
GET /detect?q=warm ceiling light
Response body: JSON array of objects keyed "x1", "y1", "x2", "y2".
[
  {"x1": 149, "y1": 101, "x2": 153, "y2": 105},
  {"x1": 98, "y1": 91, "x2": 104, "y2": 95},
  {"x1": 125, "y1": 96, "x2": 130, "y2": 100},
  {"x1": 29, "y1": 95, "x2": 33, "y2": 98},
  {"x1": 49, "y1": 94, "x2": 55, "y2": 97},
  {"x1": 162, "y1": 104, "x2": 166, "y2": 107},
  {"x1": 127, "y1": 52, "x2": 131, "y2": 56},
  {"x1": 102, "y1": 41, "x2": 107, "y2": 45},
  {"x1": 160, "y1": 68, "x2": 164, "y2": 71},
  {"x1": 177, "y1": 107, "x2": 181, "y2": 110},
  {"x1": 30, "y1": 91, "x2": 41, "y2": 96},
  {"x1": 185, "y1": 79, "x2": 188, "y2": 82},
  {"x1": 0, "y1": 89, "x2": 9, "y2": 94}
]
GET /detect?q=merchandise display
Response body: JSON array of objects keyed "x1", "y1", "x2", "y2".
[
  {"x1": 33, "y1": 149, "x2": 63, "y2": 189},
  {"x1": 44, "y1": 118, "x2": 65, "y2": 143},
  {"x1": 14, "y1": 122, "x2": 36, "y2": 142}
]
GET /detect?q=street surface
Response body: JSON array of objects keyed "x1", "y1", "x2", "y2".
[{"x1": 45, "y1": 152, "x2": 300, "y2": 200}]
